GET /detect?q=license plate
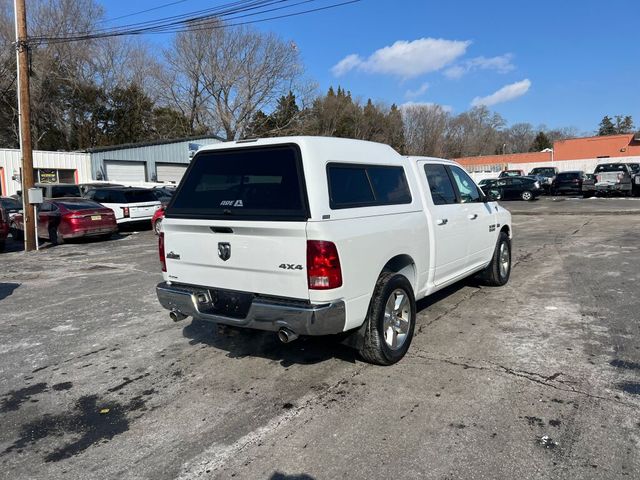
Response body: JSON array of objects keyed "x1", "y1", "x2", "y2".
[{"x1": 91, "y1": 215, "x2": 101, "y2": 220}]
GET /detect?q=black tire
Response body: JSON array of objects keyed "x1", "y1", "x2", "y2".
[
  {"x1": 359, "y1": 272, "x2": 416, "y2": 366},
  {"x1": 11, "y1": 222, "x2": 23, "y2": 241},
  {"x1": 153, "y1": 218, "x2": 162, "y2": 236},
  {"x1": 49, "y1": 225, "x2": 64, "y2": 245},
  {"x1": 521, "y1": 190, "x2": 534, "y2": 201},
  {"x1": 480, "y1": 232, "x2": 511, "y2": 286},
  {"x1": 0, "y1": 240, "x2": 4, "y2": 252}
]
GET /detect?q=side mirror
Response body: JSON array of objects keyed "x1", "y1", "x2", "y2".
[{"x1": 485, "y1": 189, "x2": 501, "y2": 201}]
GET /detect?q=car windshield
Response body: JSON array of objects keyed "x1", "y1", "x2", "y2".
[
  {"x1": 530, "y1": 168, "x2": 556, "y2": 176},
  {"x1": 49, "y1": 185, "x2": 82, "y2": 198},
  {"x1": 0, "y1": 197, "x2": 21, "y2": 211},
  {"x1": 557, "y1": 172, "x2": 581, "y2": 180},
  {"x1": 594, "y1": 164, "x2": 627, "y2": 173},
  {"x1": 123, "y1": 190, "x2": 158, "y2": 203},
  {"x1": 627, "y1": 164, "x2": 640, "y2": 174}
]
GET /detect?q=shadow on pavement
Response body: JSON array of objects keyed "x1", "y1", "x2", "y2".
[
  {"x1": 182, "y1": 319, "x2": 358, "y2": 367},
  {"x1": 0, "y1": 282, "x2": 20, "y2": 301},
  {"x1": 270, "y1": 473, "x2": 316, "y2": 480}
]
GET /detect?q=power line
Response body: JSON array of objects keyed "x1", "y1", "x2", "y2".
[
  {"x1": 94, "y1": 1, "x2": 190, "y2": 25},
  {"x1": 30, "y1": 0, "x2": 360, "y2": 45}
]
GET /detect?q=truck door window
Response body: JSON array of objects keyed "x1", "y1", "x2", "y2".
[
  {"x1": 424, "y1": 164, "x2": 457, "y2": 205},
  {"x1": 449, "y1": 166, "x2": 481, "y2": 203}
]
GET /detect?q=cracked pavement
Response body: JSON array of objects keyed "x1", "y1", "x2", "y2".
[{"x1": 1, "y1": 199, "x2": 639, "y2": 479}]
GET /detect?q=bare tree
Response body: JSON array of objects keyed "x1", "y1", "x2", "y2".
[
  {"x1": 200, "y1": 25, "x2": 303, "y2": 140},
  {"x1": 402, "y1": 103, "x2": 450, "y2": 157}
]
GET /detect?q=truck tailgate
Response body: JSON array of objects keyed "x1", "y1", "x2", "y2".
[{"x1": 163, "y1": 219, "x2": 309, "y2": 300}]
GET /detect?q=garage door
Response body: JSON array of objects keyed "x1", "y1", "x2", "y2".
[
  {"x1": 105, "y1": 160, "x2": 146, "y2": 183},
  {"x1": 156, "y1": 163, "x2": 188, "y2": 184}
]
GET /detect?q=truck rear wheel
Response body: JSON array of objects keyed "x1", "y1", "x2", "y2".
[
  {"x1": 359, "y1": 272, "x2": 416, "y2": 366},
  {"x1": 480, "y1": 232, "x2": 511, "y2": 286}
]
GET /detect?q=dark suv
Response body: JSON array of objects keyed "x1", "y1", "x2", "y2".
[
  {"x1": 552, "y1": 171, "x2": 585, "y2": 195},
  {"x1": 528, "y1": 166, "x2": 559, "y2": 194}
]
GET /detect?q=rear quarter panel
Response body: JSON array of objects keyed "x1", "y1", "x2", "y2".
[{"x1": 307, "y1": 212, "x2": 428, "y2": 331}]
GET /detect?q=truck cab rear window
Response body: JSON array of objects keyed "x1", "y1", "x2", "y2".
[
  {"x1": 168, "y1": 145, "x2": 308, "y2": 220},
  {"x1": 327, "y1": 164, "x2": 411, "y2": 209}
]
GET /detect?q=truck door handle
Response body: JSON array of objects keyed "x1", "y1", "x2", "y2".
[
  {"x1": 468, "y1": 214, "x2": 478, "y2": 220},
  {"x1": 436, "y1": 218, "x2": 448, "y2": 225}
]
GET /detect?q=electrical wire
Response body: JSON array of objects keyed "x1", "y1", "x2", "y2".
[
  {"x1": 30, "y1": 0, "x2": 360, "y2": 45},
  {"x1": 94, "y1": 1, "x2": 190, "y2": 25}
]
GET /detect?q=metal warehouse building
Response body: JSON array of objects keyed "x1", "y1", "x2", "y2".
[{"x1": 89, "y1": 136, "x2": 222, "y2": 184}]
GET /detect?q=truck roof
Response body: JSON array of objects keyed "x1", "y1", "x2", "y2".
[{"x1": 196, "y1": 136, "x2": 403, "y2": 163}]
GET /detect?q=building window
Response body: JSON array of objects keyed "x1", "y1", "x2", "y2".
[{"x1": 35, "y1": 168, "x2": 76, "y2": 184}]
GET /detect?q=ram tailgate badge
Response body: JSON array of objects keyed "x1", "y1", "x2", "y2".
[{"x1": 218, "y1": 242, "x2": 231, "y2": 261}]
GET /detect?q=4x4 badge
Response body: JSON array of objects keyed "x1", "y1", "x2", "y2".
[{"x1": 218, "y1": 242, "x2": 231, "y2": 261}]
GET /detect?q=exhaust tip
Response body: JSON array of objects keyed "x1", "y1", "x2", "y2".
[
  {"x1": 170, "y1": 310, "x2": 187, "y2": 322},
  {"x1": 278, "y1": 328, "x2": 299, "y2": 344}
]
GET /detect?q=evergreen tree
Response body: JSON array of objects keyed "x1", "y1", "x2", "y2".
[
  {"x1": 598, "y1": 116, "x2": 616, "y2": 136},
  {"x1": 613, "y1": 115, "x2": 635, "y2": 134},
  {"x1": 529, "y1": 131, "x2": 552, "y2": 151}
]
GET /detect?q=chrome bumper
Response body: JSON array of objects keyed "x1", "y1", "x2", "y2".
[{"x1": 156, "y1": 282, "x2": 346, "y2": 336}]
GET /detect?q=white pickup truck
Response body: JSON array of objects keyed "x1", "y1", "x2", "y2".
[{"x1": 156, "y1": 137, "x2": 512, "y2": 365}]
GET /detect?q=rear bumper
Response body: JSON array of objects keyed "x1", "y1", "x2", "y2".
[
  {"x1": 594, "y1": 183, "x2": 631, "y2": 193},
  {"x1": 63, "y1": 227, "x2": 117, "y2": 239},
  {"x1": 156, "y1": 282, "x2": 346, "y2": 336},
  {"x1": 117, "y1": 216, "x2": 154, "y2": 224}
]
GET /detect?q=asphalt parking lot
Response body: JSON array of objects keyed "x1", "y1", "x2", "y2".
[{"x1": 1, "y1": 197, "x2": 639, "y2": 480}]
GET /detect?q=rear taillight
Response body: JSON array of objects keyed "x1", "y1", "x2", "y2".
[
  {"x1": 159, "y1": 232, "x2": 166, "y2": 272},
  {"x1": 122, "y1": 206, "x2": 130, "y2": 218},
  {"x1": 307, "y1": 240, "x2": 342, "y2": 290}
]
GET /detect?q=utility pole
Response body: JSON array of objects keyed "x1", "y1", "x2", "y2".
[{"x1": 14, "y1": 0, "x2": 36, "y2": 251}]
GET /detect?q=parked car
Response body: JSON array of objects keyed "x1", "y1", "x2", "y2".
[
  {"x1": 477, "y1": 178, "x2": 496, "y2": 188},
  {"x1": 0, "y1": 205, "x2": 9, "y2": 252},
  {"x1": 551, "y1": 171, "x2": 585, "y2": 195},
  {"x1": 156, "y1": 137, "x2": 512, "y2": 365},
  {"x1": 152, "y1": 206, "x2": 165, "y2": 235},
  {"x1": 36, "y1": 183, "x2": 83, "y2": 198},
  {"x1": 528, "y1": 167, "x2": 559, "y2": 193},
  {"x1": 582, "y1": 163, "x2": 636, "y2": 197},
  {"x1": 83, "y1": 187, "x2": 162, "y2": 225},
  {"x1": 499, "y1": 169, "x2": 525, "y2": 178},
  {"x1": 0, "y1": 196, "x2": 22, "y2": 219},
  {"x1": 151, "y1": 187, "x2": 175, "y2": 206},
  {"x1": 12, "y1": 198, "x2": 117, "y2": 245},
  {"x1": 480, "y1": 176, "x2": 542, "y2": 201},
  {"x1": 79, "y1": 182, "x2": 123, "y2": 194}
]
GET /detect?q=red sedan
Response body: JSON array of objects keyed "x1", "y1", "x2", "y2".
[
  {"x1": 13, "y1": 198, "x2": 117, "y2": 245},
  {"x1": 0, "y1": 206, "x2": 9, "y2": 252},
  {"x1": 152, "y1": 206, "x2": 165, "y2": 235}
]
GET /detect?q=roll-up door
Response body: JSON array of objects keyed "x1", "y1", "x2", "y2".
[
  {"x1": 156, "y1": 163, "x2": 187, "y2": 184},
  {"x1": 105, "y1": 160, "x2": 146, "y2": 183}
]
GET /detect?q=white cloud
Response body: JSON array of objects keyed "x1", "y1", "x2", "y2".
[
  {"x1": 331, "y1": 38, "x2": 471, "y2": 78},
  {"x1": 401, "y1": 101, "x2": 453, "y2": 113},
  {"x1": 331, "y1": 54, "x2": 362, "y2": 77},
  {"x1": 405, "y1": 82, "x2": 429, "y2": 99},
  {"x1": 445, "y1": 54, "x2": 515, "y2": 79},
  {"x1": 471, "y1": 79, "x2": 531, "y2": 107}
]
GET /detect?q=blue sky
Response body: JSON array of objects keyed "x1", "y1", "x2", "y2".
[{"x1": 102, "y1": 0, "x2": 639, "y2": 133}]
